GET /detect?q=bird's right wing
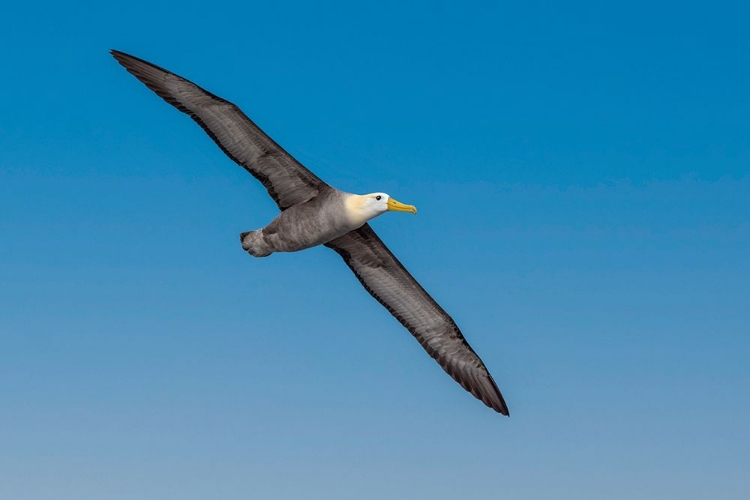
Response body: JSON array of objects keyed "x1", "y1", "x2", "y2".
[
  {"x1": 325, "y1": 224, "x2": 509, "y2": 415},
  {"x1": 111, "y1": 50, "x2": 326, "y2": 210}
]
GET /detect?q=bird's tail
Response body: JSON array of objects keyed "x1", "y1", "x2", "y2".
[{"x1": 240, "y1": 230, "x2": 273, "y2": 258}]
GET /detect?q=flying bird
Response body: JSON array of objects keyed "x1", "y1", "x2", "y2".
[{"x1": 111, "y1": 50, "x2": 509, "y2": 415}]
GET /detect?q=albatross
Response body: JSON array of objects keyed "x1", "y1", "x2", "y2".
[{"x1": 111, "y1": 50, "x2": 509, "y2": 416}]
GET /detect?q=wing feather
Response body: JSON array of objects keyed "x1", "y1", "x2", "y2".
[
  {"x1": 326, "y1": 225, "x2": 509, "y2": 415},
  {"x1": 113, "y1": 50, "x2": 508, "y2": 415},
  {"x1": 111, "y1": 50, "x2": 325, "y2": 209}
]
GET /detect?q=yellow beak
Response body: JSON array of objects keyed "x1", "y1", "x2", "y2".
[{"x1": 387, "y1": 197, "x2": 418, "y2": 214}]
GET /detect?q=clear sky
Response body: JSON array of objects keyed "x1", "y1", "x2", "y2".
[{"x1": 2, "y1": 1, "x2": 749, "y2": 499}]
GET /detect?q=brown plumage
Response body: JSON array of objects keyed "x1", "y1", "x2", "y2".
[{"x1": 111, "y1": 49, "x2": 509, "y2": 415}]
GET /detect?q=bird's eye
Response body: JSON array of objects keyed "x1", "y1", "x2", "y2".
[{"x1": 376, "y1": 195, "x2": 382, "y2": 201}]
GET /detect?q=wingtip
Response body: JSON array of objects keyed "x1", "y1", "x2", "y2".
[
  {"x1": 109, "y1": 49, "x2": 155, "y2": 70},
  {"x1": 110, "y1": 49, "x2": 135, "y2": 69},
  {"x1": 480, "y1": 371, "x2": 510, "y2": 416},
  {"x1": 499, "y1": 394, "x2": 510, "y2": 417},
  {"x1": 110, "y1": 48, "x2": 125, "y2": 60},
  {"x1": 493, "y1": 398, "x2": 510, "y2": 417}
]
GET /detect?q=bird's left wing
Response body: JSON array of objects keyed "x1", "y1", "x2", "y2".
[
  {"x1": 325, "y1": 224, "x2": 509, "y2": 415},
  {"x1": 111, "y1": 50, "x2": 326, "y2": 209}
]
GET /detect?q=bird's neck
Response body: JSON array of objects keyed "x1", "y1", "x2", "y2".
[{"x1": 344, "y1": 194, "x2": 380, "y2": 227}]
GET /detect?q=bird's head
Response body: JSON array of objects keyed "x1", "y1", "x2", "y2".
[{"x1": 345, "y1": 192, "x2": 417, "y2": 226}]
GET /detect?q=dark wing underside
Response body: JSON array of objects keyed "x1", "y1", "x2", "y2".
[
  {"x1": 326, "y1": 225, "x2": 509, "y2": 415},
  {"x1": 111, "y1": 50, "x2": 325, "y2": 210},
  {"x1": 113, "y1": 50, "x2": 507, "y2": 415}
]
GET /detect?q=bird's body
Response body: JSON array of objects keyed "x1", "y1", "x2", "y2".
[
  {"x1": 240, "y1": 189, "x2": 417, "y2": 256},
  {"x1": 241, "y1": 188, "x2": 352, "y2": 256},
  {"x1": 112, "y1": 50, "x2": 510, "y2": 415}
]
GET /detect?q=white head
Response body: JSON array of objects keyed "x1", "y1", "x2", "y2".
[{"x1": 344, "y1": 192, "x2": 417, "y2": 227}]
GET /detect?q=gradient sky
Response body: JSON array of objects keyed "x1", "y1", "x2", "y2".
[{"x1": 2, "y1": 1, "x2": 749, "y2": 499}]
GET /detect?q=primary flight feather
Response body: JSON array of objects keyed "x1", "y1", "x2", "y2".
[{"x1": 111, "y1": 49, "x2": 509, "y2": 415}]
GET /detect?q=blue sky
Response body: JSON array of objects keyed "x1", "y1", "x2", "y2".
[{"x1": 2, "y1": 1, "x2": 749, "y2": 498}]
